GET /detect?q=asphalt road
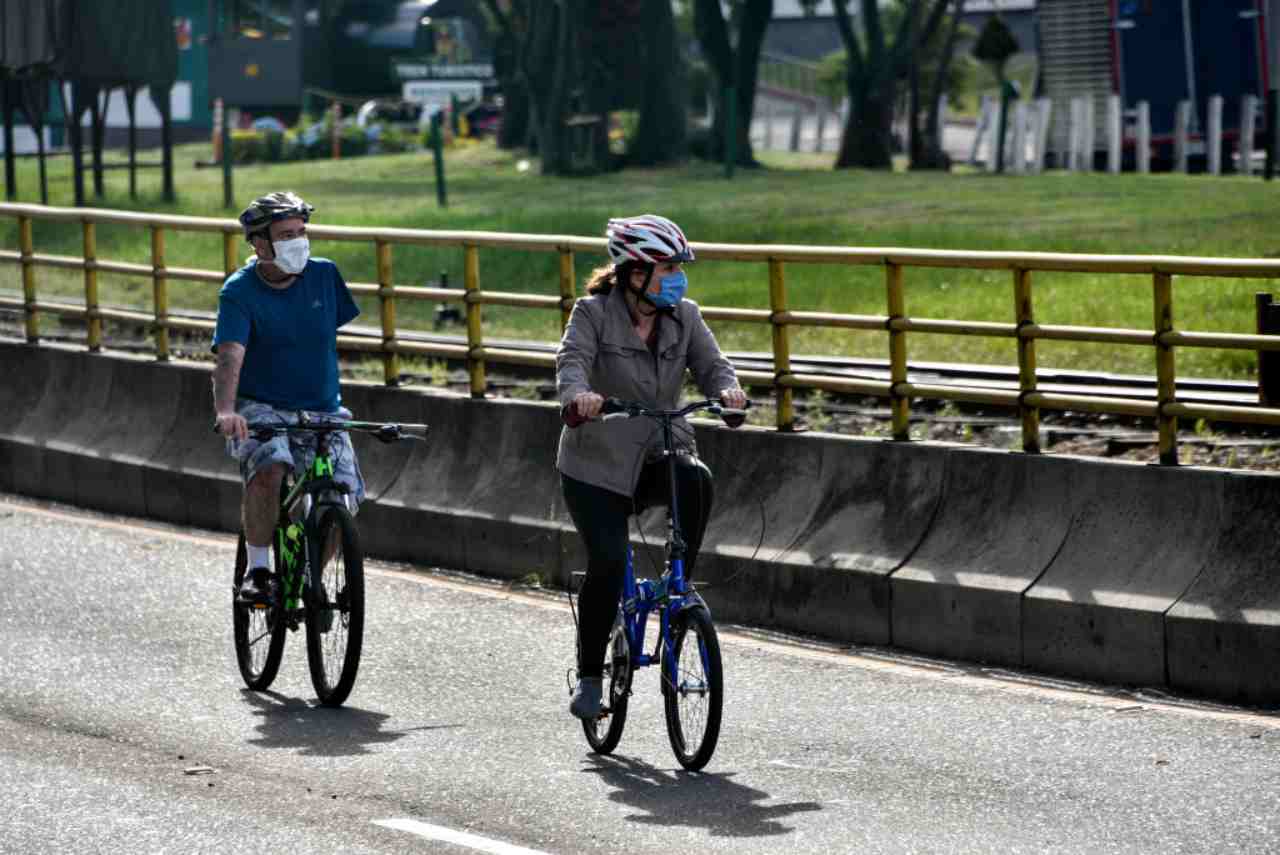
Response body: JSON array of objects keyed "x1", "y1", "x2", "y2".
[{"x1": 2, "y1": 493, "x2": 1279, "y2": 854}]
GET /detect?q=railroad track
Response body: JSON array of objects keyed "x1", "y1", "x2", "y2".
[{"x1": 0, "y1": 307, "x2": 1266, "y2": 412}]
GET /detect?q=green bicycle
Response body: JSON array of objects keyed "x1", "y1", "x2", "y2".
[{"x1": 230, "y1": 415, "x2": 427, "y2": 706}]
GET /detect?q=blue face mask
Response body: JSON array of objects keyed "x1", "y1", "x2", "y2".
[{"x1": 646, "y1": 271, "x2": 688, "y2": 309}]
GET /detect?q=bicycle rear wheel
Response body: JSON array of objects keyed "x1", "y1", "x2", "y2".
[
  {"x1": 304, "y1": 505, "x2": 364, "y2": 706},
  {"x1": 583, "y1": 617, "x2": 631, "y2": 754},
  {"x1": 232, "y1": 531, "x2": 286, "y2": 691},
  {"x1": 662, "y1": 606, "x2": 723, "y2": 771}
]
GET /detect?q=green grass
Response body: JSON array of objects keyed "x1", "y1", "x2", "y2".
[{"x1": 3, "y1": 138, "x2": 1279, "y2": 380}]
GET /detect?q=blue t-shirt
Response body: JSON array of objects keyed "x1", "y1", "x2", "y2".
[{"x1": 212, "y1": 258, "x2": 360, "y2": 412}]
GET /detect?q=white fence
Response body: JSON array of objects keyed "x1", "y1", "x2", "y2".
[{"x1": 744, "y1": 90, "x2": 1265, "y2": 176}]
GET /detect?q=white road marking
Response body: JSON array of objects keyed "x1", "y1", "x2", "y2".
[
  {"x1": 373, "y1": 818, "x2": 552, "y2": 855},
  {"x1": 6, "y1": 496, "x2": 1280, "y2": 730}
]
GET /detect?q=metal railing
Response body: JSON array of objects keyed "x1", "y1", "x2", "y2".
[{"x1": 4, "y1": 201, "x2": 1280, "y2": 465}]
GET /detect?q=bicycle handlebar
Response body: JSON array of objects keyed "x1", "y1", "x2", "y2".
[
  {"x1": 563, "y1": 397, "x2": 751, "y2": 428},
  {"x1": 212, "y1": 416, "x2": 429, "y2": 443}
]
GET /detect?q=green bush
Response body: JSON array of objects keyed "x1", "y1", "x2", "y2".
[
  {"x1": 230, "y1": 129, "x2": 266, "y2": 164},
  {"x1": 262, "y1": 129, "x2": 284, "y2": 162},
  {"x1": 376, "y1": 123, "x2": 413, "y2": 154},
  {"x1": 339, "y1": 124, "x2": 369, "y2": 157}
]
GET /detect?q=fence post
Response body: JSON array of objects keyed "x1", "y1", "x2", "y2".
[
  {"x1": 1081, "y1": 95, "x2": 1095, "y2": 171},
  {"x1": 558, "y1": 249, "x2": 575, "y2": 331},
  {"x1": 1241, "y1": 93, "x2": 1258, "y2": 176},
  {"x1": 1207, "y1": 94, "x2": 1223, "y2": 175},
  {"x1": 1011, "y1": 100, "x2": 1028, "y2": 174},
  {"x1": 331, "y1": 101, "x2": 341, "y2": 160},
  {"x1": 464, "y1": 244, "x2": 485, "y2": 398},
  {"x1": 985, "y1": 97, "x2": 1001, "y2": 173},
  {"x1": 19, "y1": 215, "x2": 37, "y2": 343},
  {"x1": 223, "y1": 231, "x2": 238, "y2": 277},
  {"x1": 1175, "y1": 100, "x2": 1191, "y2": 173},
  {"x1": 1256, "y1": 293, "x2": 1280, "y2": 406},
  {"x1": 1106, "y1": 94, "x2": 1121, "y2": 173},
  {"x1": 1033, "y1": 98, "x2": 1052, "y2": 173},
  {"x1": 1136, "y1": 100, "x2": 1151, "y2": 174},
  {"x1": 936, "y1": 93, "x2": 948, "y2": 152},
  {"x1": 789, "y1": 106, "x2": 802, "y2": 152},
  {"x1": 886, "y1": 262, "x2": 910, "y2": 440},
  {"x1": 376, "y1": 239, "x2": 399, "y2": 385},
  {"x1": 1153, "y1": 272, "x2": 1178, "y2": 464},
  {"x1": 815, "y1": 104, "x2": 827, "y2": 154},
  {"x1": 82, "y1": 219, "x2": 100, "y2": 352},
  {"x1": 969, "y1": 94, "x2": 991, "y2": 165},
  {"x1": 1068, "y1": 97, "x2": 1083, "y2": 171},
  {"x1": 1013, "y1": 268, "x2": 1039, "y2": 452},
  {"x1": 151, "y1": 226, "x2": 169, "y2": 361},
  {"x1": 767, "y1": 258, "x2": 795, "y2": 431}
]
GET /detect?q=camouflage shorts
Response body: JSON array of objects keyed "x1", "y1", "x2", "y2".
[{"x1": 226, "y1": 400, "x2": 366, "y2": 510}]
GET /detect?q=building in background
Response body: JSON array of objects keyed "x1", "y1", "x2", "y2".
[{"x1": 1039, "y1": 0, "x2": 1273, "y2": 170}]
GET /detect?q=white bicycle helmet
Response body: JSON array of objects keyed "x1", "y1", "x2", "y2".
[{"x1": 605, "y1": 215, "x2": 694, "y2": 266}]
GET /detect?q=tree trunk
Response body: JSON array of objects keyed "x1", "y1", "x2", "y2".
[
  {"x1": 915, "y1": 0, "x2": 965, "y2": 170},
  {"x1": 836, "y1": 85, "x2": 894, "y2": 169},
  {"x1": 497, "y1": 77, "x2": 530, "y2": 149},
  {"x1": 695, "y1": 0, "x2": 771, "y2": 165},
  {"x1": 628, "y1": 0, "x2": 686, "y2": 166}
]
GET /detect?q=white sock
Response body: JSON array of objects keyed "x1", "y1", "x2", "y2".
[{"x1": 246, "y1": 544, "x2": 271, "y2": 570}]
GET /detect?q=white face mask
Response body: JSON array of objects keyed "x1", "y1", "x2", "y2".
[{"x1": 271, "y1": 236, "x2": 310, "y2": 275}]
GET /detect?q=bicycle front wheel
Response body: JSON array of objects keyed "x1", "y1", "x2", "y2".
[
  {"x1": 304, "y1": 505, "x2": 365, "y2": 706},
  {"x1": 583, "y1": 617, "x2": 631, "y2": 754},
  {"x1": 232, "y1": 530, "x2": 286, "y2": 691},
  {"x1": 662, "y1": 606, "x2": 723, "y2": 771}
]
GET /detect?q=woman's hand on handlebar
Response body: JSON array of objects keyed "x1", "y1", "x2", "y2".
[
  {"x1": 718, "y1": 387, "x2": 749, "y2": 429},
  {"x1": 215, "y1": 410, "x2": 249, "y2": 441},
  {"x1": 718, "y1": 387, "x2": 747, "y2": 410},
  {"x1": 562, "y1": 391, "x2": 605, "y2": 428}
]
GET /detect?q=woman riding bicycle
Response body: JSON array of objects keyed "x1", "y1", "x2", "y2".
[{"x1": 557, "y1": 214, "x2": 746, "y2": 721}]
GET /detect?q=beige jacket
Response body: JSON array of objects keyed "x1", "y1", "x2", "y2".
[{"x1": 555, "y1": 286, "x2": 738, "y2": 496}]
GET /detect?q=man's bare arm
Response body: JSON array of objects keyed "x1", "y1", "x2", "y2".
[{"x1": 213, "y1": 342, "x2": 248, "y2": 439}]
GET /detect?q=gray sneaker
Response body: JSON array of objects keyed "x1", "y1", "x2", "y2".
[{"x1": 569, "y1": 677, "x2": 603, "y2": 720}]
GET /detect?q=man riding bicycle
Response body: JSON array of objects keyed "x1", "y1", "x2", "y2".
[
  {"x1": 212, "y1": 191, "x2": 365, "y2": 606},
  {"x1": 557, "y1": 214, "x2": 747, "y2": 721}
]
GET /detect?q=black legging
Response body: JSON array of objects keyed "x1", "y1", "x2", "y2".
[{"x1": 562, "y1": 456, "x2": 714, "y2": 679}]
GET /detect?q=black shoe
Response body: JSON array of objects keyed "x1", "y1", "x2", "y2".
[{"x1": 237, "y1": 566, "x2": 276, "y2": 606}]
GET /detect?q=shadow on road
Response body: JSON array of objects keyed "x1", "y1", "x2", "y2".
[
  {"x1": 240, "y1": 690, "x2": 462, "y2": 756},
  {"x1": 583, "y1": 754, "x2": 822, "y2": 838}
]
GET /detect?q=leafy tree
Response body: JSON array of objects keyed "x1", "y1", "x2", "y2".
[
  {"x1": 691, "y1": 0, "x2": 773, "y2": 166},
  {"x1": 485, "y1": 0, "x2": 684, "y2": 174},
  {"x1": 627, "y1": 0, "x2": 687, "y2": 165},
  {"x1": 806, "y1": 0, "x2": 953, "y2": 169}
]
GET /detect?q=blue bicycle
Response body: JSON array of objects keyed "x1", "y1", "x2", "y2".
[{"x1": 570, "y1": 397, "x2": 748, "y2": 771}]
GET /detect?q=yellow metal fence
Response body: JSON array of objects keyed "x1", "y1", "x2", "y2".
[{"x1": 5, "y1": 202, "x2": 1280, "y2": 466}]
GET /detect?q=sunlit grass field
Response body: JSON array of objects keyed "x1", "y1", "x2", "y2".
[{"x1": 3, "y1": 137, "x2": 1279, "y2": 380}]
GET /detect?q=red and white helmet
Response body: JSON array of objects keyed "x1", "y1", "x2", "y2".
[{"x1": 605, "y1": 215, "x2": 694, "y2": 266}]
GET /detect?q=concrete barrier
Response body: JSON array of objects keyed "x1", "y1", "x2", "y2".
[
  {"x1": 4, "y1": 340, "x2": 1280, "y2": 706},
  {"x1": 892, "y1": 449, "x2": 1075, "y2": 667},
  {"x1": 1165, "y1": 472, "x2": 1280, "y2": 705},
  {"x1": 1022, "y1": 461, "x2": 1226, "y2": 688}
]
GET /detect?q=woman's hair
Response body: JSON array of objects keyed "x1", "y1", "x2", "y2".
[{"x1": 584, "y1": 260, "x2": 644, "y2": 295}]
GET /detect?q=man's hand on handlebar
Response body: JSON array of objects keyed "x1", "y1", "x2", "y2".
[{"x1": 215, "y1": 411, "x2": 249, "y2": 441}]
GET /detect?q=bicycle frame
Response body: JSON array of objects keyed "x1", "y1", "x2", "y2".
[
  {"x1": 275, "y1": 434, "x2": 348, "y2": 611},
  {"x1": 603, "y1": 399, "x2": 730, "y2": 685}
]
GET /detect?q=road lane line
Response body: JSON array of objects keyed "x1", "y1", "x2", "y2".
[
  {"x1": 6, "y1": 496, "x2": 1280, "y2": 730},
  {"x1": 372, "y1": 818, "x2": 551, "y2": 854}
]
